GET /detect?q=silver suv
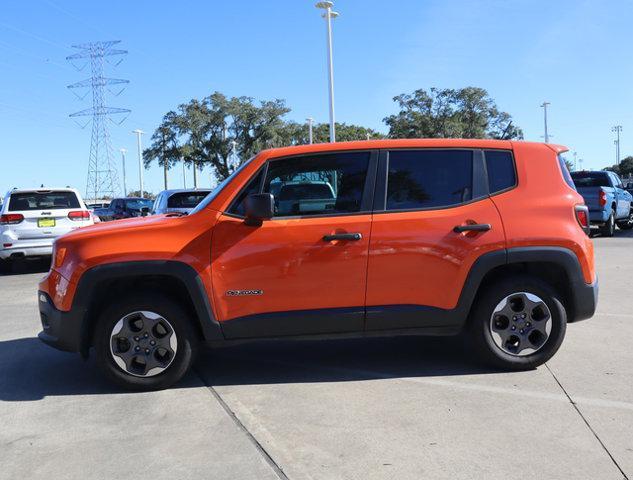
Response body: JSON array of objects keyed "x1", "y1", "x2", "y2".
[
  {"x1": 0, "y1": 188, "x2": 93, "y2": 269},
  {"x1": 151, "y1": 189, "x2": 211, "y2": 215}
]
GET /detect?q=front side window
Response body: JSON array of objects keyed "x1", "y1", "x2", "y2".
[
  {"x1": 263, "y1": 152, "x2": 370, "y2": 217},
  {"x1": 386, "y1": 150, "x2": 473, "y2": 210},
  {"x1": 9, "y1": 191, "x2": 80, "y2": 211}
]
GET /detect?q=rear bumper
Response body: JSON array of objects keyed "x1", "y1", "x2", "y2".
[
  {"x1": 571, "y1": 277, "x2": 599, "y2": 322},
  {"x1": 37, "y1": 291, "x2": 82, "y2": 353},
  {"x1": 588, "y1": 210, "x2": 609, "y2": 224}
]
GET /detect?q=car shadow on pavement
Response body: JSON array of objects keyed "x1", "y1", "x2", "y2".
[
  {"x1": 0, "y1": 335, "x2": 502, "y2": 401},
  {"x1": 0, "y1": 257, "x2": 51, "y2": 276},
  {"x1": 195, "y1": 335, "x2": 504, "y2": 387}
]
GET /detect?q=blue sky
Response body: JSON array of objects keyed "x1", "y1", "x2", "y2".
[{"x1": 2, "y1": 0, "x2": 633, "y2": 196}]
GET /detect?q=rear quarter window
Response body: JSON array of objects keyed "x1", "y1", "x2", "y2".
[
  {"x1": 485, "y1": 150, "x2": 516, "y2": 194},
  {"x1": 9, "y1": 191, "x2": 80, "y2": 211}
]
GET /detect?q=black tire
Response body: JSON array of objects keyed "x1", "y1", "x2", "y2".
[
  {"x1": 468, "y1": 275, "x2": 567, "y2": 371},
  {"x1": 601, "y1": 210, "x2": 616, "y2": 237},
  {"x1": 94, "y1": 293, "x2": 199, "y2": 391}
]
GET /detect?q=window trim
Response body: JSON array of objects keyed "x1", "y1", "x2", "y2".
[
  {"x1": 373, "y1": 147, "x2": 489, "y2": 214},
  {"x1": 224, "y1": 149, "x2": 378, "y2": 220}
]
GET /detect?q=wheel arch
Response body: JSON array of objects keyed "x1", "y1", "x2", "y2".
[
  {"x1": 74, "y1": 261, "x2": 223, "y2": 356},
  {"x1": 462, "y1": 247, "x2": 595, "y2": 324}
]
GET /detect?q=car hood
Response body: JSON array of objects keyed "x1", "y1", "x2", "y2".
[{"x1": 53, "y1": 209, "x2": 221, "y2": 283}]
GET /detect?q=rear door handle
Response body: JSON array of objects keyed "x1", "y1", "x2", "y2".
[
  {"x1": 453, "y1": 223, "x2": 491, "y2": 233},
  {"x1": 323, "y1": 233, "x2": 363, "y2": 242}
]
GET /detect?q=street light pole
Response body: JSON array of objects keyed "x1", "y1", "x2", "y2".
[
  {"x1": 316, "y1": 1, "x2": 339, "y2": 143},
  {"x1": 306, "y1": 117, "x2": 314, "y2": 144},
  {"x1": 119, "y1": 148, "x2": 127, "y2": 196},
  {"x1": 132, "y1": 129, "x2": 144, "y2": 198},
  {"x1": 612, "y1": 125, "x2": 622, "y2": 165},
  {"x1": 540, "y1": 102, "x2": 550, "y2": 143},
  {"x1": 573, "y1": 151, "x2": 577, "y2": 171}
]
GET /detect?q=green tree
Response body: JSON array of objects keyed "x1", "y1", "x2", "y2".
[
  {"x1": 605, "y1": 157, "x2": 633, "y2": 176},
  {"x1": 279, "y1": 121, "x2": 384, "y2": 145},
  {"x1": 384, "y1": 87, "x2": 523, "y2": 140}
]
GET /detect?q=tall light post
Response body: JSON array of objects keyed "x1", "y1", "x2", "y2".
[
  {"x1": 316, "y1": 1, "x2": 339, "y2": 143},
  {"x1": 573, "y1": 151, "x2": 577, "y2": 171},
  {"x1": 612, "y1": 125, "x2": 622, "y2": 165},
  {"x1": 119, "y1": 148, "x2": 127, "y2": 196},
  {"x1": 132, "y1": 129, "x2": 144, "y2": 198},
  {"x1": 306, "y1": 117, "x2": 314, "y2": 144},
  {"x1": 540, "y1": 101, "x2": 550, "y2": 143}
]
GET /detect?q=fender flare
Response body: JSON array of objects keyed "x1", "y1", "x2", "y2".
[{"x1": 73, "y1": 260, "x2": 223, "y2": 355}]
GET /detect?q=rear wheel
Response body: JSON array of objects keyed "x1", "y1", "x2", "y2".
[
  {"x1": 468, "y1": 276, "x2": 567, "y2": 370},
  {"x1": 601, "y1": 210, "x2": 616, "y2": 237},
  {"x1": 94, "y1": 294, "x2": 199, "y2": 391}
]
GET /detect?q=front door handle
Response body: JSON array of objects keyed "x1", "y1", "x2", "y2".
[
  {"x1": 323, "y1": 233, "x2": 363, "y2": 242},
  {"x1": 453, "y1": 223, "x2": 491, "y2": 233}
]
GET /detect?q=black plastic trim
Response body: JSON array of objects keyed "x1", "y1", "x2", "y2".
[
  {"x1": 222, "y1": 307, "x2": 365, "y2": 339},
  {"x1": 37, "y1": 291, "x2": 83, "y2": 353}
]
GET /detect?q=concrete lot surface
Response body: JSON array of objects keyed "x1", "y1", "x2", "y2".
[{"x1": 1, "y1": 232, "x2": 632, "y2": 479}]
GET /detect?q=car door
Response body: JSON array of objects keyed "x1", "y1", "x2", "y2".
[
  {"x1": 211, "y1": 150, "x2": 377, "y2": 339},
  {"x1": 611, "y1": 173, "x2": 631, "y2": 218},
  {"x1": 365, "y1": 148, "x2": 506, "y2": 331}
]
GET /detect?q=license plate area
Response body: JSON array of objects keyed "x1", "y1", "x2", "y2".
[{"x1": 38, "y1": 218, "x2": 56, "y2": 228}]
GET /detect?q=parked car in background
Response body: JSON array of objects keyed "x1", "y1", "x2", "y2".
[
  {"x1": 570, "y1": 170, "x2": 633, "y2": 236},
  {"x1": 86, "y1": 201, "x2": 110, "y2": 210},
  {"x1": 151, "y1": 189, "x2": 211, "y2": 215},
  {"x1": 1, "y1": 188, "x2": 93, "y2": 271},
  {"x1": 38, "y1": 139, "x2": 597, "y2": 390},
  {"x1": 93, "y1": 197, "x2": 153, "y2": 221}
]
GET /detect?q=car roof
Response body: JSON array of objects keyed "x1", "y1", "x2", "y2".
[
  {"x1": 8, "y1": 187, "x2": 79, "y2": 194},
  {"x1": 256, "y1": 138, "x2": 568, "y2": 158}
]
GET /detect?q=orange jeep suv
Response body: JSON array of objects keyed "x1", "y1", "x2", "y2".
[{"x1": 38, "y1": 139, "x2": 597, "y2": 390}]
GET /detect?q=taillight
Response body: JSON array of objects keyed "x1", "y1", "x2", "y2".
[
  {"x1": 0, "y1": 213, "x2": 24, "y2": 225},
  {"x1": 68, "y1": 210, "x2": 90, "y2": 221},
  {"x1": 575, "y1": 204, "x2": 590, "y2": 235},
  {"x1": 599, "y1": 190, "x2": 607, "y2": 207}
]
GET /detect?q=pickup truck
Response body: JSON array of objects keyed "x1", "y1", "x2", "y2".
[
  {"x1": 570, "y1": 170, "x2": 633, "y2": 236},
  {"x1": 94, "y1": 197, "x2": 154, "y2": 222}
]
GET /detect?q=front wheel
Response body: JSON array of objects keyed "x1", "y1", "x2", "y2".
[
  {"x1": 468, "y1": 276, "x2": 567, "y2": 370},
  {"x1": 94, "y1": 294, "x2": 199, "y2": 391}
]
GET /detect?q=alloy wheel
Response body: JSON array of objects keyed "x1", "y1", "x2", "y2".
[
  {"x1": 489, "y1": 292, "x2": 552, "y2": 356},
  {"x1": 109, "y1": 311, "x2": 178, "y2": 377}
]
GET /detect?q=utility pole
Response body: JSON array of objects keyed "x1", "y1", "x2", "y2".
[
  {"x1": 306, "y1": 117, "x2": 314, "y2": 144},
  {"x1": 192, "y1": 162, "x2": 198, "y2": 189},
  {"x1": 612, "y1": 125, "x2": 622, "y2": 165},
  {"x1": 162, "y1": 130, "x2": 168, "y2": 190},
  {"x1": 540, "y1": 101, "x2": 550, "y2": 143},
  {"x1": 573, "y1": 151, "x2": 577, "y2": 171},
  {"x1": 182, "y1": 158, "x2": 186, "y2": 189},
  {"x1": 120, "y1": 148, "x2": 127, "y2": 195},
  {"x1": 132, "y1": 129, "x2": 144, "y2": 198},
  {"x1": 316, "y1": 1, "x2": 339, "y2": 143},
  {"x1": 579, "y1": 157, "x2": 584, "y2": 170}
]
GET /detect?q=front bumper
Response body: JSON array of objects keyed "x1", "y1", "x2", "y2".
[
  {"x1": 37, "y1": 291, "x2": 82, "y2": 353},
  {"x1": 571, "y1": 277, "x2": 599, "y2": 322}
]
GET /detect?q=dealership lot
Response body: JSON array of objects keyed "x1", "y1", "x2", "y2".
[{"x1": 0, "y1": 233, "x2": 632, "y2": 480}]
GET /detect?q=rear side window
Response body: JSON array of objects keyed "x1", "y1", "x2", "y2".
[
  {"x1": 9, "y1": 191, "x2": 80, "y2": 211},
  {"x1": 167, "y1": 192, "x2": 209, "y2": 208},
  {"x1": 386, "y1": 150, "x2": 473, "y2": 210},
  {"x1": 485, "y1": 150, "x2": 516, "y2": 194},
  {"x1": 559, "y1": 155, "x2": 577, "y2": 190}
]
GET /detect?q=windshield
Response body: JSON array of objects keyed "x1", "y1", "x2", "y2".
[
  {"x1": 124, "y1": 199, "x2": 154, "y2": 210},
  {"x1": 571, "y1": 171, "x2": 610, "y2": 188},
  {"x1": 9, "y1": 191, "x2": 80, "y2": 211},
  {"x1": 190, "y1": 157, "x2": 255, "y2": 215}
]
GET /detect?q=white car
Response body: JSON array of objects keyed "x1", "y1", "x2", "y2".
[{"x1": 0, "y1": 188, "x2": 94, "y2": 269}]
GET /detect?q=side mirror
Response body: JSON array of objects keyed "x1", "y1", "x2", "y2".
[
  {"x1": 244, "y1": 193, "x2": 274, "y2": 226},
  {"x1": 140, "y1": 207, "x2": 150, "y2": 217}
]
